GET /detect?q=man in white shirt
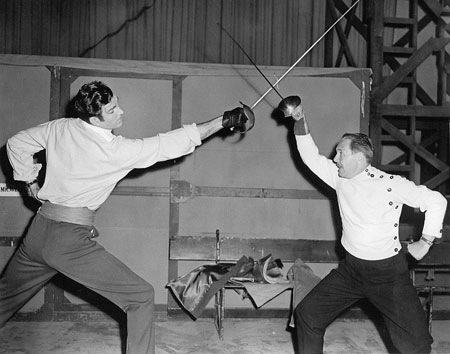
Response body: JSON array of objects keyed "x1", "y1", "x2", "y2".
[
  {"x1": 285, "y1": 102, "x2": 447, "y2": 354},
  {"x1": 0, "y1": 81, "x2": 253, "y2": 354}
]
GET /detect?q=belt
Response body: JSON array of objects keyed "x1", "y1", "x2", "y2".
[{"x1": 38, "y1": 201, "x2": 96, "y2": 226}]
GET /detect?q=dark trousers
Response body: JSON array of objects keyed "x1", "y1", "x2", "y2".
[
  {"x1": 294, "y1": 251, "x2": 432, "y2": 354},
  {"x1": 0, "y1": 214, "x2": 155, "y2": 354}
]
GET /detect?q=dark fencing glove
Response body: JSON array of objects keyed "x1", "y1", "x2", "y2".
[{"x1": 222, "y1": 102, "x2": 255, "y2": 132}]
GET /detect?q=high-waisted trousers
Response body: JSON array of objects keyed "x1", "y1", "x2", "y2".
[
  {"x1": 0, "y1": 213, "x2": 155, "y2": 354},
  {"x1": 294, "y1": 251, "x2": 432, "y2": 354}
]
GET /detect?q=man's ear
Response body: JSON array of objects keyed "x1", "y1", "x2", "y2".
[
  {"x1": 356, "y1": 151, "x2": 366, "y2": 163},
  {"x1": 89, "y1": 116, "x2": 101, "y2": 126}
]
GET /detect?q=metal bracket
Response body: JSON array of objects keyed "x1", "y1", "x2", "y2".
[{"x1": 170, "y1": 180, "x2": 196, "y2": 203}]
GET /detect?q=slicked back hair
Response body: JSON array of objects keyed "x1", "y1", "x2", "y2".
[
  {"x1": 341, "y1": 133, "x2": 374, "y2": 164},
  {"x1": 72, "y1": 81, "x2": 113, "y2": 123}
]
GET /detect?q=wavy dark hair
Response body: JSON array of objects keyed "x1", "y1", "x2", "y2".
[
  {"x1": 341, "y1": 133, "x2": 374, "y2": 164},
  {"x1": 71, "y1": 81, "x2": 113, "y2": 123}
]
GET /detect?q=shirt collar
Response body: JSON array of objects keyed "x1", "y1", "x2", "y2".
[{"x1": 81, "y1": 119, "x2": 115, "y2": 142}]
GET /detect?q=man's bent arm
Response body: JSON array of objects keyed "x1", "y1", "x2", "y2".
[{"x1": 292, "y1": 105, "x2": 310, "y2": 136}]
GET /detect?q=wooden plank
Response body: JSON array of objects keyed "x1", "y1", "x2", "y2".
[
  {"x1": 324, "y1": 0, "x2": 335, "y2": 67},
  {"x1": 167, "y1": 76, "x2": 184, "y2": 311},
  {"x1": 170, "y1": 180, "x2": 329, "y2": 203},
  {"x1": 420, "y1": 0, "x2": 445, "y2": 20},
  {"x1": 0, "y1": 54, "x2": 369, "y2": 78},
  {"x1": 368, "y1": 0, "x2": 386, "y2": 88},
  {"x1": 326, "y1": 0, "x2": 357, "y2": 67},
  {"x1": 333, "y1": 0, "x2": 368, "y2": 39},
  {"x1": 111, "y1": 186, "x2": 170, "y2": 197},
  {"x1": 384, "y1": 17, "x2": 416, "y2": 25},
  {"x1": 335, "y1": 1, "x2": 360, "y2": 67},
  {"x1": 392, "y1": 14, "x2": 433, "y2": 49},
  {"x1": 169, "y1": 236, "x2": 341, "y2": 263},
  {"x1": 48, "y1": 66, "x2": 61, "y2": 121},
  {"x1": 384, "y1": 133, "x2": 439, "y2": 166},
  {"x1": 171, "y1": 237, "x2": 450, "y2": 265},
  {"x1": 380, "y1": 118, "x2": 449, "y2": 171},
  {"x1": 372, "y1": 38, "x2": 450, "y2": 103},
  {"x1": 169, "y1": 236, "x2": 217, "y2": 260},
  {"x1": 378, "y1": 165, "x2": 413, "y2": 172},
  {"x1": 194, "y1": 186, "x2": 328, "y2": 200},
  {"x1": 424, "y1": 167, "x2": 450, "y2": 189},
  {"x1": 383, "y1": 54, "x2": 437, "y2": 105},
  {"x1": 383, "y1": 46, "x2": 415, "y2": 55},
  {"x1": 379, "y1": 104, "x2": 450, "y2": 117}
]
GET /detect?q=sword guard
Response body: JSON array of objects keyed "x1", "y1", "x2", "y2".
[
  {"x1": 277, "y1": 96, "x2": 301, "y2": 118},
  {"x1": 238, "y1": 101, "x2": 255, "y2": 133}
]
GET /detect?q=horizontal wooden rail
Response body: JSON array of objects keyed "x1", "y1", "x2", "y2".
[
  {"x1": 379, "y1": 104, "x2": 450, "y2": 117},
  {"x1": 170, "y1": 236, "x2": 450, "y2": 266},
  {"x1": 169, "y1": 236, "x2": 341, "y2": 263}
]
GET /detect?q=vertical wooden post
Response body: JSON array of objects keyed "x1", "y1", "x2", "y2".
[{"x1": 368, "y1": 0, "x2": 384, "y2": 167}]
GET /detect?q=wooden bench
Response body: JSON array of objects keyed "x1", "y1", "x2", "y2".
[
  {"x1": 169, "y1": 230, "x2": 340, "y2": 339},
  {"x1": 169, "y1": 231, "x2": 450, "y2": 339}
]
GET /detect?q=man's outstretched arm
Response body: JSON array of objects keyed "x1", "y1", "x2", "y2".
[{"x1": 197, "y1": 105, "x2": 252, "y2": 140}]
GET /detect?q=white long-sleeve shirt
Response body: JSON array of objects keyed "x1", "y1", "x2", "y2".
[
  {"x1": 296, "y1": 133, "x2": 447, "y2": 260},
  {"x1": 7, "y1": 118, "x2": 202, "y2": 210}
]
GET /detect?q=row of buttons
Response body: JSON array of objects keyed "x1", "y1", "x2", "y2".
[
  {"x1": 362, "y1": 168, "x2": 444, "y2": 251},
  {"x1": 365, "y1": 168, "x2": 395, "y2": 180}
]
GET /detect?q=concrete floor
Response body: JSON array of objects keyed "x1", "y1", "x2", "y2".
[{"x1": 1, "y1": 318, "x2": 450, "y2": 354}]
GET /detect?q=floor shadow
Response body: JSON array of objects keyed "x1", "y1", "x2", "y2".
[{"x1": 51, "y1": 274, "x2": 128, "y2": 353}]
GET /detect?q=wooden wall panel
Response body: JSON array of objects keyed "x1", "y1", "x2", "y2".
[{"x1": 0, "y1": 55, "x2": 370, "y2": 317}]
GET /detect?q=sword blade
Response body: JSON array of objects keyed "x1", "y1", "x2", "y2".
[
  {"x1": 251, "y1": 0, "x2": 361, "y2": 109},
  {"x1": 217, "y1": 22, "x2": 285, "y2": 101}
]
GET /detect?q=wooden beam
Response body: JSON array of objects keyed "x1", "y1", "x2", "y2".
[
  {"x1": 109, "y1": 183, "x2": 330, "y2": 202},
  {"x1": 169, "y1": 236, "x2": 341, "y2": 263},
  {"x1": 392, "y1": 14, "x2": 433, "y2": 48},
  {"x1": 48, "y1": 66, "x2": 61, "y2": 121},
  {"x1": 170, "y1": 236, "x2": 450, "y2": 266},
  {"x1": 384, "y1": 55, "x2": 437, "y2": 105},
  {"x1": 420, "y1": 0, "x2": 445, "y2": 20},
  {"x1": 324, "y1": 0, "x2": 335, "y2": 67},
  {"x1": 170, "y1": 180, "x2": 329, "y2": 203},
  {"x1": 368, "y1": 0, "x2": 384, "y2": 87},
  {"x1": 380, "y1": 118, "x2": 449, "y2": 171},
  {"x1": 112, "y1": 186, "x2": 169, "y2": 197},
  {"x1": 167, "y1": 76, "x2": 185, "y2": 311},
  {"x1": 385, "y1": 132, "x2": 439, "y2": 166},
  {"x1": 424, "y1": 167, "x2": 450, "y2": 189},
  {"x1": 378, "y1": 165, "x2": 413, "y2": 172},
  {"x1": 372, "y1": 38, "x2": 450, "y2": 103},
  {"x1": 326, "y1": 0, "x2": 357, "y2": 67},
  {"x1": 335, "y1": 2, "x2": 360, "y2": 66},
  {"x1": 333, "y1": 0, "x2": 368, "y2": 39},
  {"x1": 379, "y1": 104, "x2": 450, "y2": 117}
]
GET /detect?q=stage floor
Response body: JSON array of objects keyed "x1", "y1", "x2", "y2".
[{"x1": 1, "y1": 318, "x2": 450, "y2": 354}]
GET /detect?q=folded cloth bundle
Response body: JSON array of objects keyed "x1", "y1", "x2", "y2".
[
  {"x1": 166, "y1": 254, "x2": 285, "y2": 318},
  {"x1": 166, "y1": 256, "x2": 250, "y2": 318}
]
